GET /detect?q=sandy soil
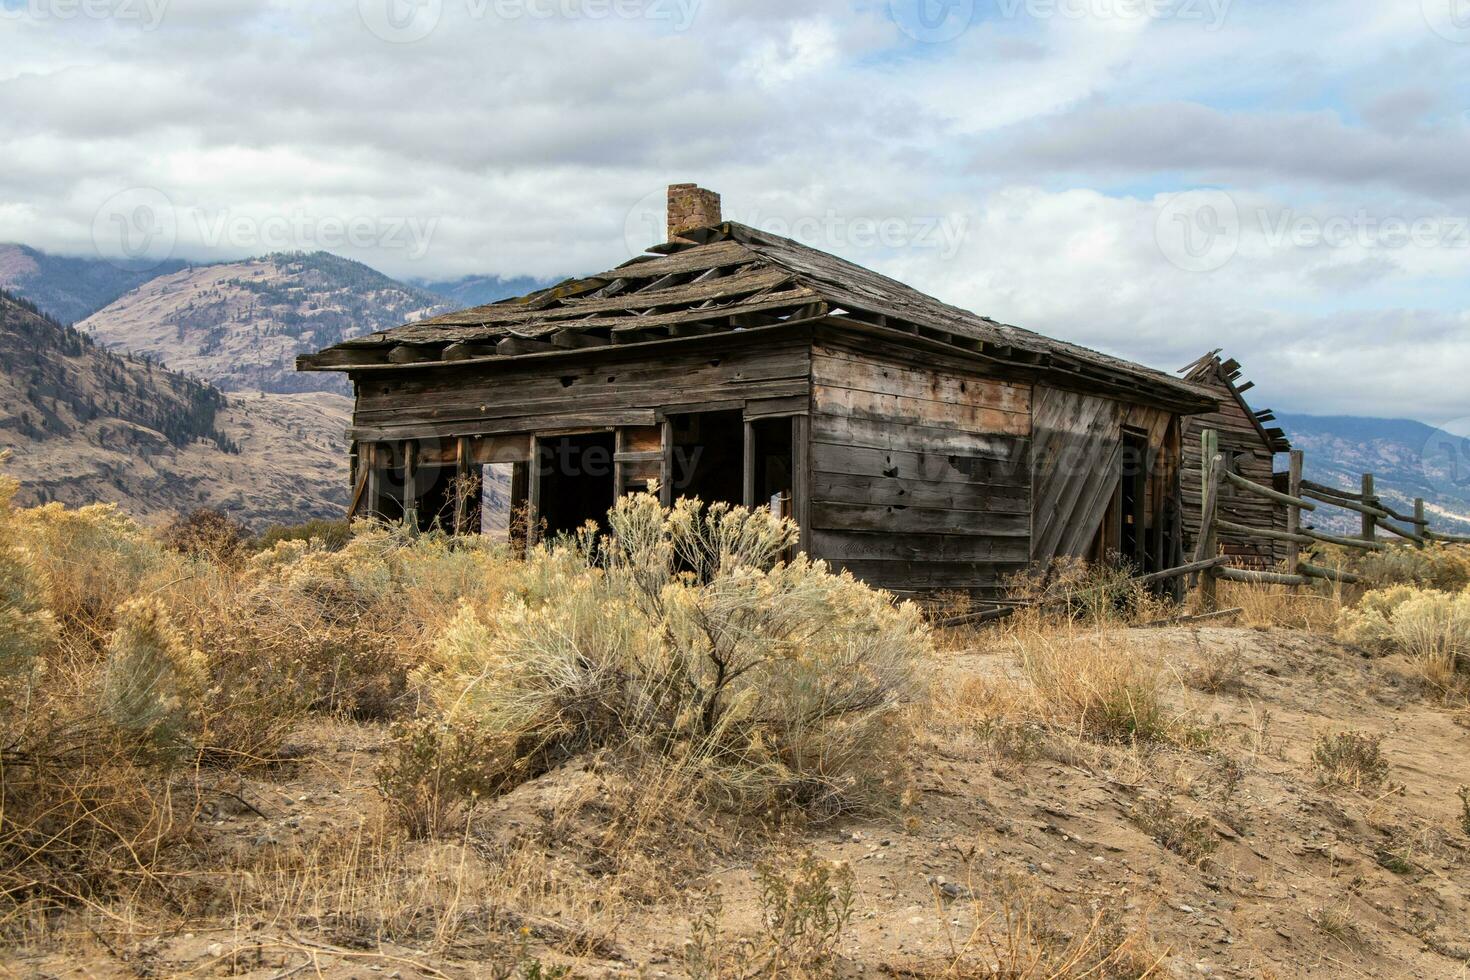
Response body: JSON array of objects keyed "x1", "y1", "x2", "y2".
[{"x1": 6, "y1": 625, "x2": 1469, "y2": 979}]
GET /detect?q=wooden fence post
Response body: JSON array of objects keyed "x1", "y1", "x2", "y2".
[
  {"x1": 403, "y1": 440, "x2": 419, "y2": 533},
  {"x1": 1198, "y1": 429, "x2": 1222, "y2": 612},
  {"x1": 1286, "y1": 449, "x2": 1304, "y2": 576},
  {"x1": 1360, "y1": 473, "x2": 1376, "y2": 543},
  {"x1": 1414, "y1": 498, "x2": 1428, "y2": 548}
]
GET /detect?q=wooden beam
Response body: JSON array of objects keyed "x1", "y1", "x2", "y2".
[
  {"x1": 1300, "y1": 560, "x2": 1361, "y2": 585},
  {"x1": 1225, "y1": 469, "x2": 1317, "y2": 510},
  {"x1": 403, "y1": 440, "x2": 420, "y2": 531},
  {"x1": 1215, "y1": 566, "x2": 1310, "y2": 587},
  {"x1": 743, "y1": 419, "x2": 755, "y2": 509}
]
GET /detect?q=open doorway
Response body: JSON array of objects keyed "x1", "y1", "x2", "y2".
[
  {"x1": 538, "y1": 432, "x2": 616, "y2": 538},
  {"x1": 668, "y1": 410, "x2": 744, "y2": 506},
  {"x1": 749, "y1": 416, "x2": 794, "y2": 518},
  {"x1": 1119, "y1": 430, "x2": 1149, "y2": 570}
]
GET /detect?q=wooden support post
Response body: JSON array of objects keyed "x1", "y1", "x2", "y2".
[
  {"x1": 403, "y1": 441, "x2": 419, "y2": 532},
  {"x1": 1415, "y1": 498, "x2": 1427, "y2": 549},
  {"x1": 1286, "y1": 450, "x2": 1304, "y2": 576},
  {"x1": 527, "y1": 436, "x2": 542, "y2": 551},
  {"x1": 792, "y1": 414, "x2": 810, "y2": 554},
  {"x1": 659, "y1": 420, "x2": 673, "y2": 507},
  {"x1": 362, "y1": 443, "x2": 382, "y2": 521},
  {"x1": 1361, "y1": 473, "x2": 1376, "y2": 543},
  {"x1": 454, "y1": 436, "x2": 473, "y2": 536},
  {"x1": 742, "y1": 420, "x2": 756, "y2": 509},
  {"x1": 1198, "y1": 430, "x2": 1221, "y2": 611}
]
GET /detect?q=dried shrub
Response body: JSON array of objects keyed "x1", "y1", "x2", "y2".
[
  {"x1": 1130, "y1": 796, "x2": 1219, "y2": 866},
  {"x1": 684, "y1": 850, "x2": 855, "y2": 979},
  {"x1": 1007, "y1": 556, "x2": 1168, "y2": 627},
  {"x1": 158, "y1": 507, "x2": 248, "y2": 564},
  {"x1": 375, "y1": 716, "x2": 502, "y2": 838},
  {"x1": 1339, "y1": 586, "x2": 1470, "y2": 695},
  {"x1": 400, "y1": 493, "x2": 929, "y2": 825},
  {"x1": 1328, "y1": 542, "x2": 1470, "y2": 592},
  {"x1": 12, "y1": 502, "x2": 171, "y2": 635},
  {"x1": 1458, "y1": 786, "x2": 1470, "y2": 838},
  {"x1": 99, "y1": 598, "x2": 208, "y2": 754},
  {"x1": 253, "y1": 516, "x2": 353, "y2": 552},
  {"x1": 1312, "y1": 731, "x2": 1390, "y2": 790},
  {"x1": 1017, "y1": 631, "x2": 1168, "y2": 743},
  {"x1": 0, "y1": 468, "x2": 53, "y2": 699}
]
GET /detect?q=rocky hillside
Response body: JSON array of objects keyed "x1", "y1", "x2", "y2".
[
  {"x1": 0, "y1": 288, "x2": 350, "y2": 527},
  {"x1": 1277, "y1": 413, "x2": 1470, "y2": 535},
  {"x1": 78, "y1": 252, "x2": 446, "y2": 395},
  {"x1": 0, "y1": 243, "x2": 187, "y2": 325}
]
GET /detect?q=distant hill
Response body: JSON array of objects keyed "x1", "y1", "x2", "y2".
[
  {"x1": 412, "y1": 273, "x2": 556, "y2": 308},
  {"x1": 0, "y1": 287, "x2": 350, "y2": 527},
  {"x1": 0, "y1": 243, "x2": 188, "y2": 324},
  {"x1": 1275, "y1": 413, "x2": 1470, "y2": 536},
  {"x1": 78, "y1": 252, "x2": 447, "y2": 396}
]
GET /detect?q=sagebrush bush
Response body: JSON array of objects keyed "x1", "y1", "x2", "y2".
[
  {"x1": 1312, "y1": 731, "x2": 1390, "y2": 790},
  {"x1": 0, "y1": 470, "x2": 53, "y2": 694},
  {"x1": 158, "y1": 507, "x2": 248, "y2": 564},
  {"x1": 401, "y1": 493, "x2": 929, "y2": 823},
  {"x1": 253, "y1": 516, "x2": 352, "y2": 552},
  {"x1": 1006, "y1": 555, "x2": 1168, "y2": 626},
  {"x1": 1339, "y1": 586, "x2": 1470, "y2": 694},
  {"x1": 100, "y1": 598, "x2": 208, "y2": 753},
  {"x1": 1324, "y1": 542, "x2": 1470, "y2": 592},
  {"x1": 12, "y1": 501, "x2": 171, "y2": 635}
]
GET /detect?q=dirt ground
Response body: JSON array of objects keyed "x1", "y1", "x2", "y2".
[{"x1": 5, "y1": 624, "x2": 1470, "y2": 979}]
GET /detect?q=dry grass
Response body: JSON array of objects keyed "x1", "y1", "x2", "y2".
[{"x1": 1339, "y1": 585, "x2": 1470, "y2": 698}]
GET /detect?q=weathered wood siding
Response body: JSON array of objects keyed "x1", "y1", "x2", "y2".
[
  {"x1": 808, "y1": 345, "x2": 1032, "y2": 597},
  {"x1": 1031, "y1": 387, "x2": 1177, "y2": 567},
  {"x1": 1181, "y1": 375, "x2": 1280, "y2": 566},
  {"x1": 349, "y1": 341, "x2": 812, "y2": 443}
]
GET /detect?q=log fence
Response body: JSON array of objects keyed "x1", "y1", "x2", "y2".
[{"x1": 1192, "y1": 428, "x2": 1470, "y2": 609}]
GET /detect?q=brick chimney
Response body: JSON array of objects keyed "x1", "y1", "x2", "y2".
[{"x1": 667, "y1": 183, "x2": 722, "y2": 241}]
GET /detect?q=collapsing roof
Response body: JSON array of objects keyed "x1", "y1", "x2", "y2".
[
  {"x1": 1178, "y1": 350, "x2": 1291, "y2": 453},
  {"x1": 301, "y1": 198, "x2": 1216, "y2": 414}
]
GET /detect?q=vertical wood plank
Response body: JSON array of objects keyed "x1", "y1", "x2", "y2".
[
  {"x1": 363, "y1": 442, "x2": 381, "y2": 521},
  {"x1": 527, "y1": 436, "x2": 542, "y2": 551},
  {"x1": 659, "y1": 420, "x2": 673, "y2": 507},
  {"x1": 743, "y1": 420, "x2": 756, "y2": 509},
  {"x1": 452, "y1": 437, "x2": 468, "y2": 535},
  {"x1": 792, "y1": 414, "x2": 810, "y2": 555},
  {"x1": 1199, "y1": 430, "x2": 1220, "y2": 611},
  {"x1": 1415, "y1": 497, "x2": 1427, "y2": 549},
  {"x1": 614, "y1": 428, "x2": 627, "y2": 500},
  {"x1": 1361, "y1": 472, "x2": 1376, "y2": 542},
  {"x1": 403, "y1": 441, "x2": 419, "y2": 531}
]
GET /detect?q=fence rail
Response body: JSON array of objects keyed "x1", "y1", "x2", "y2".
[{"x1": 1194, "y1": 428, "x2": 1461, "y2": 609}]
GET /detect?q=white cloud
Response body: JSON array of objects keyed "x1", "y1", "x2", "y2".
[{"x1": 0, "y1": 0, "x2": 1467, "y2": 421}]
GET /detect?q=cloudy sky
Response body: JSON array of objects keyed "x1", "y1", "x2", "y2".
[{"x1": 4, "y1": 0, "x2": 1470, "y2": 424}]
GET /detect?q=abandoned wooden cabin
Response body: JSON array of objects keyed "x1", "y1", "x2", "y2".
[
  {"x1": 1178, "y1": 351, "x2": 1292, "y2": 567},
  {"x1": 299, "y1": 184, "x2": 1219, "y2": 599}
]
